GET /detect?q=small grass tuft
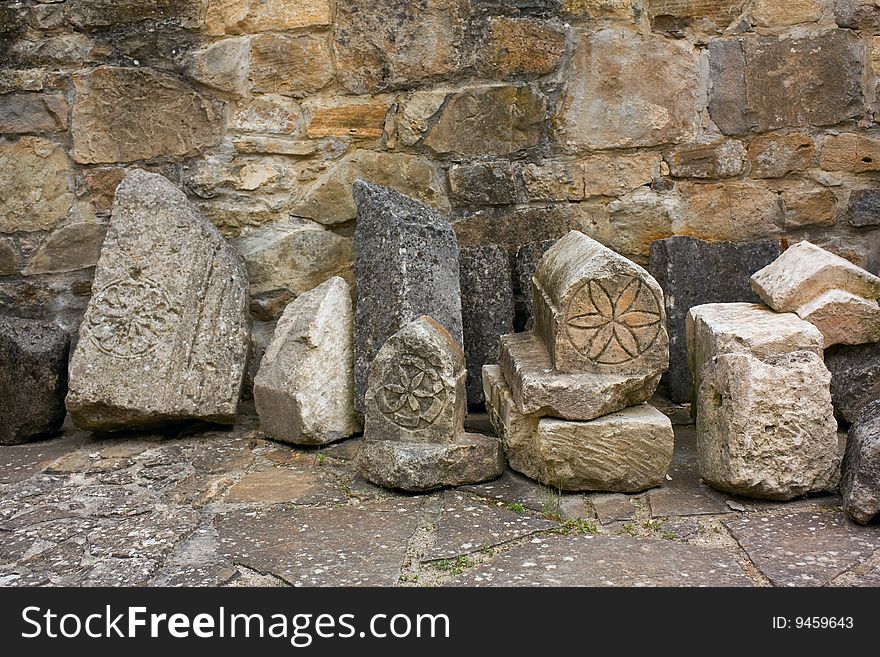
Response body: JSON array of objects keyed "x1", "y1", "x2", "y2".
[
  {"x1": 559, "y1": 518, "x2": 599, "y2": 535},
  {"x1": 433, "y1": 556, "x2": 476, "y2": 575}
]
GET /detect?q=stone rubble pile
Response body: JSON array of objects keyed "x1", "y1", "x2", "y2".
[{"x1": 484, "y1": 231, "x2": 674, "y2": 493}]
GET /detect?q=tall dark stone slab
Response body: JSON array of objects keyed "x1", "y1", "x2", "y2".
[
  {"x1": 459, "y1": 245, "x2": 514, "y2": 407},
  {"x1": 0, "y1": 316, "x2": 69, "y2": 445},
  {"x1": 514, "y1": 239, "x2": 556, "y2": 330},
  {"x1": 825, "y1": 342, "x2": 880, "y2": 423},
  {"x1": 352, "y1": 180, "x2": 463, "y2": 412},
  {"x1": 649, "y1": 236, "x2": 781, "y2": 402},
  {"x1": 841, "y1": 400, "x2": 880, "y2": 525}
]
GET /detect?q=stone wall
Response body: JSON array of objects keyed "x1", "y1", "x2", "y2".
[{"x1": 2, "y1": 0, "x2": 880, "y2": 336}]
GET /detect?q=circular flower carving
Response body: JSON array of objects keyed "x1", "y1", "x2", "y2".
[
  {"x1": 377, "y1": 354, "x2": 449, "y2": 429},
  {"x1": 87, "y1": 278, "x2": 176, "y2": 359},
  {"x1": 564, "y1": 277, "x2": 662, "y2": 365}
]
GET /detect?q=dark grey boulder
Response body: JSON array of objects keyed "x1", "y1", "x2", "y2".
[
  {"x1": 825, "y1": 342, "x2": 880, "y2": 424},
  {"x1": 841, "y1": 400, "x2": 880, "y2": 525}
]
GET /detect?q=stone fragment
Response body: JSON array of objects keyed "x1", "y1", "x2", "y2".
[
  {"x1": 292, "y1": 151, "x2": 449, "y2": 226},
  {"x1": 424, "y1": 86, "x2": 545, "y2": 157},
  {"x1": 649, "y1": 236, "x2": 781, "y2": 402},
  {"x1": 478, "y1": 17, "x2": 566, "y2": 78},
  {"x1": 0, "y1": 316, "x2": 69, "y2": 445},
  {"x1": 515, "y1": 239, "x2": 557, "y2": 328},
  {"x1": 533, "y1": 231, "x2": 669, "y2": 376},
  {"x1": 24, "y1": 223, "x2": 106, "y2": 275},
  {"x1": 557, "y1": 29, "x2": 702, "y2": 150},
  {"x1": 459, "y1": 246, "x2": 514, "y2": 407},
  {"x1": 185, "y1": 38, "x2": 250, "y2": 96},
  {"x1": 824, "y1": 343, "x2": 880, "y2": 424},
  {"x1": 686, "y1": 302, "x2": 824, "y2": 405},
  {"x1": 820, "y1": 134, "x2": 880, "y2": 173},
  {"x1": 484, "y1": 366, "x2": 672, "y2": 492},
  {"x1": 204, "y1": 0, "x2": 332, "y2": 36},
  {"x1": 697, "y1": 350, "x2": 839, "y2": 500},
  {"x1": 248, "y1": 33, "x2": 334, "y2": 98},
  {"x1": 306, "y1": 100, "x2": 389, "y2": 139},
  {"x1": 0, "y1": 93, "x2": 68, "y2": 134},
  {"x1": 353, "y1": 181, "x2": 463, "y2": 412},
  {"x1": 66, "y1": 170, "x2": 250, "y2": 431},
  {"x1": 752, "y1": 0, "x2": 822, "y2": 26},
  {"x1": 254, "y1": 277, "x2": 361, "y2": 446},
  {"x1": 359, "y1": 317, "x2": 502, "y2": 491},
  {"x1": 394, "y1": 90, "x2": 448, "y2": 147},
  {"x1": 677, "y1": 182, "x2": 782, "y2": 242},
  {"x1": 334, "y1": 0, "x2": 469, "y2": 94},
  {"x1": 841, "y1": 401, "x2": 880, "y2": 525},
  {"x1": 751, "y1": 241, "x2": 880, "y2": 346},
  {"x1": 232, "y1": 221, "x2": 353, "y2": 306},
  {"x1": 71, "y1": 67, "x2": 222, "y2": 164},
  {"x1": 0, "y1": 137, "x2": 74, "y2": 233},
  {"x1": 847, "y1": 189, "x2": 880, "y2": 227},
  {"x1": 709, "y1": 31, "x2": 861, "y2": 135},
  {"x1": 666, "y1": 140, "x2": 746, "y2": 179},
  {"x1": 498, "y1": 333, "x2": 660, "y2": 420},
  {"x1": 748, "y1": 132, "x2": 815, "y2": 179},
  {"x1": 448, "y1": 162, "x2": 519, "y2": 207}
]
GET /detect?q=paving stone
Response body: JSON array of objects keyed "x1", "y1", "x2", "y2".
[
  {"x1": 459, "y1": 246, "x2": 515, "y2": 407},
  {"x1": 825, "y1": 342, "x2": 880, "y2": 424},
  {"x1": 458, "y1": 469, "x2": 560, "y2": 514},
  {"x1": 587, "y1": 493, "x2": 644, "y2": 525},
  {"x1": 0, "y1": 432, "x2": 88, "y2": 485},
  {"x1": 648, "y1": 467, "x2": 733, "y2": 518},
  {"x1": 724, "y1": 512, "x2": 880, "y2": 587},
  {"x1": 86, "y1": 506, "x2": 200, "y2": 562},
  {"x1": 353, "y1": 181, "x2": 463, "y2": 412},
  {"x1": 449, "y1": 534, "x2": 752, "y2": 586},
  {"x1": 224, "y1": 467, "x2": 346, "y2": 506},
  {"x1": 426, "y1": 492, "x2": 557, "y2": 560},
  {"x1": 215, "y1": 499, "x2": 424, "y2": 586},
  {"x1": 649, "y1": 236, "x2": 781, "y2": 402}
]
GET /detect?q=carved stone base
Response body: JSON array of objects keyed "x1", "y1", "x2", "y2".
[
  {"x1": 357, "y1": 432, "x2": 503, "y2": 492},
  {"x1": 499, "y1": 332, "x2": 660, "y2": 421}
]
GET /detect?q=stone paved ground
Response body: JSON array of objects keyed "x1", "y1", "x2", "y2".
[{"x1": 1, "y1": 399, "x2": 878, "y2": 588}]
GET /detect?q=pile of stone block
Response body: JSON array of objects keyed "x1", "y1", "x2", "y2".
[{"x1": 484, "y1": 231, "x2": 674, "y2": 493}]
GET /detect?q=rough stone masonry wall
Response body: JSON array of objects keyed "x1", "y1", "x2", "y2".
[{"x1": 2, "y1": 0, "x2": 880, "y2": 338}]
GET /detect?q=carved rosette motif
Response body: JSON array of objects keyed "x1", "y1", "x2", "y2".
[
  {"x1": 377, "y1": 353, "x2": 450, "y2": 429},
  {"x1": 87, "y1": 278, "x2": 177, "y2": 359},
  {"x1": 564, "y1": 277, "x2": 662, "y2": 365}
]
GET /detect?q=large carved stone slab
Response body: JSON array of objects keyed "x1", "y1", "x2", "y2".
[
  {"x1": 352, "y1": 180, "x2": 463, "y2": 412},
  {"x1": 751, "y1": 241, "x2": 880, "y2": 347},
  {"x1": 649, "y1": 236, "x2": 781, "y2": 402},
  {"x1": 66, "y1": 170, "x2": 250, "y2": 431},
  {"x1": 533, "y1": 230, "x2": 669, "y2": 376},
  {"x1": 686, "y1": 302, "x2": 824, "y2": 405},
  {"x1": 484, "y1": 366, "x2": 673, "y2": 493},
  {"x1": 359, "y1": 316, "x2": 502, "y2": 492},
  {"x1": 841, "y1": 400, "x2": 880, "y2": 525},
  {"x1": 254, "y1": 277, "x2": 361, "y2": 446},
  {"x1": 498, "y1": 332, "x2": 660, "y2": 421},
  {"x1": 697, "y1": 350, "x2": 839, "y2": 500},
  {"x1": 0, "y1": 316, "x2": 69, "y2": 445}
]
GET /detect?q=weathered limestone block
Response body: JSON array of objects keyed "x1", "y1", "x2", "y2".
[
  {"x1": 748, "y1": 132, "x2": 815, "y2": 179},
  {"x1": 533, "y1": 231, "x2": 669, "y2": 376},
  {"x1": 64, "y1": 0, "x2": 198, "y2": 29},
  {"x1": 820, "y1": 134, "x2": 880, "y2": 173},
  {"x1": 677, "y1": 182, "x2": 782, "y2": 243},
  {"x1": 0, "y1": 137, "x2": 74, "y2": 234},
  {"x1": 0, "y1": 93, "x2": 68, "y2": 133},
  {"x1": 499, "y1": 332, "x2": 660, "y2": 420},
  {"x1": 448, "y1": 162, "x2": 519, "y2": 207},
  {"x1": 248, "y1": 33, "x2": 334, "y2": 98},
  {"x1": 841, "y1": 401, "x2": 880, "y2": 525},
  {"x1": 359, "y1": 317, "x2": 502, "y2": 491},
  {"x1": 352, "y1": 181, "x2": 463, "y2": 412},
  {"x1": 752, "y1": 0, "x2": 822, "y2": 27},
  {"x1": 305, "y1": 99, "x2": 389, "y2": 140},
  {"x1": 185, "y1": 38, "x2": 250, "y2": 96},
  {"x1": 0, "y1": 239, "x2": 15, "y2": 275},
  {"x1": 649, "y1": 236, "x2": 781, "y2": 402},
  {"x1": 556, "y1": 29, "x2": 702, "y2": 150},
  {"x1": 751, "y1": 241, "x2": 880, "y2": 347},
  {"x1": 686, "y1": 302, "x2": 824, "y2": 405},
  {"x1": 484, "y1": 366, "x2": 673, "y2": 493},
  {"x1": 835, "y1": 0, "x2": 880, "y2": 29},
  {"x1": 71, "y1": 67, "x2": 222, "y2": 164},
  {"x1": 204, "y1": 0, "x2": 332, "y2": 36},
  {"x1": 66, "y1": 170, "x2": 250, "y2": 431},
  {"x1": 697, "y1": 350, "x2": 840, "y2": 500},
  {"x1": 25, "y1": 222, "x2": 106, "y2": 275},
  {"x1": 0, "y1": 316, "x2": 69, "y2": 445},
  {"x1": 824, "y1": 343, "x2": 880, "y2": 424},
  {"x1": 709, "y1": 31, "x2": 861, "y2": 135},
  {"x1": 666, "y1": 140, "x2": 746, "y2": 179},
  {"x1": 459, "y1": 246, "x2": 514, "y2": 407},
  {"x1": 780, "y1": 184, "x2": 837, "y2": 230},
  {"x1": 254, "y1": 277, "x2": 361, "y2": 446},
  {"x1": 478, "y1": 17, "x2": 567, "y2": 78}
]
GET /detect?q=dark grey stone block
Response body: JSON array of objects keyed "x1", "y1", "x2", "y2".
[
  {"x1": 460, "y1": 245, "x2": 514, "y2": 407},
  {"x1": 847, "y1": 189, "x2": 880, "y2": 227},
  {"x1": 842, "y1": 400, "x2": 880, "y2": 525},
  {"x1": 352, "y1": 180, "x2": 463, "y2": 412},
  {"x1": 514, "y1": 239, "x2": 556, "y2": 330},
  {"x1": 825, "y1": 342, "x2": 880, "y2": 424},
  {"x1": 649, "y1": 236, "x2": 781, "y2": 402},
  {"x1": 0, "y1": 315, "x2": 69, "y2": 445}
]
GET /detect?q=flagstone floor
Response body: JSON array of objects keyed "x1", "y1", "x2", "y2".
[{"x1": 2, "y1": 399, "x2": 878, "y2": 587}]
